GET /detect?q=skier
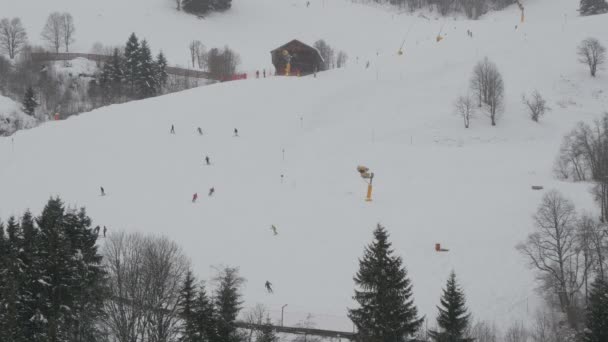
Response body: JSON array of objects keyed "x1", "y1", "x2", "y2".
[
  {"x1": 306, "y1": 1, "x2": 310, "y2": 7},
  {"x1": 205, "y1": 156, "x2": 210, "y2": 165},
  {"x1": 100, "y1": 186, "x2": 106, "y2": 196},
  {"x1": 234, "y1": 128, "x2": 239, "y2": 137},
  {"x1": 265, "y1": 281, "x2": 273, "y2": 293},
  {"x1": 271, "y1": 225, "x2": 278, "y2": 236},
  {"x1": 263, "y1": 69, "x2": 266, "y2": 78},
  {"x1": 103, "y1": 226, "x2": 107, "y2": 237},
  {"x1": 256, "y1": 70, "x2": 260, "y2": 78},
  {"x1": 192, "y1": 193, "x2": 198, "y2": 203},
  {"x1": 171, "y1": 124, "x2": 175, "y2": 134},
  {"x1": 197, "y1": 127, "x2": 203, "y2": 135},
  {"x1": 208, "y1": 187, "x2": 215, "y2": 196}
]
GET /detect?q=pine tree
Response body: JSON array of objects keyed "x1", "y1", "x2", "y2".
[
  {"x1": 155, "y1": 51, "x2": 168, "y2": 93},
  {"x1": 136, "y1": 40, "x2": 157, "y2": 99},
  {"x1": 256, "y1": 317, "x2": 277, "y2": 342},
  {"x1": 584, "y1": 277, "x2": 608, "y2": 342},
  {"x1": 19, "y1": 211, "x2": 44, "y2": 342},
  {"x1": 0, "y1": 221, "x2": 5, "y2": 342},
  {"x1": 180, "y1": 271, "x2": 200, "y2": 342},
  {"x1": 108, "y1": 48, "x2": 125, "y2": 101},
  {"x1": 428, "y1": 272, "x2": 473, "y2": 342},
  {"x1": 580, "y1": 0, "x2": 608, "y2": 15},
  {"x1": 210, "y1": 0, "x2": 232, "y2": 11},
  {"x1": 195, "y1": 284, "x2": 217, "y2": 342},
  {"x1": 124, "y1": 33, "x2": 140, "y2": 97},
  {"x1": 183, "y1": 0, "x2": 211, "y2": 15},
  {"x1": 22, "y1": 86, "x2": 38, "y2": 116},
  {"x1": 214, "y1": 267, "x2": 244, "y2": 342},
  {"x1": 348, "y1": 224, "x2": 423, "y2": 342},
  {"x1": 1, "y1": 217, "x2": 25, "y2": 341},
  {"x1": 62, "y1": 207, "x2": 106, "y2": 341}
]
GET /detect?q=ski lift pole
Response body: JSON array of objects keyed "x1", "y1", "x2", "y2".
[
  {"x1": 356, "y1": 165, "x2": 375, "y2": 202},
  {"x1": 365, "y1": 173, "x2": 374, "y2": 202}
]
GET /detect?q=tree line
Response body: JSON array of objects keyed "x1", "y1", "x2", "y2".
[
  {"x1": 88, "y1": 33, "x2": 169, "y2": 106},
  {"x1": 1, "y1": 198, "x2": 607, "y2": 342},
  {"x1": 0, "y1": 197, "x2": 249, "y2": 342}
]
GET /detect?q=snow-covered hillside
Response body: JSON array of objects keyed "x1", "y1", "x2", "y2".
[{"x1": 1, "y1": 0, "x2": 608, "y2": 332}]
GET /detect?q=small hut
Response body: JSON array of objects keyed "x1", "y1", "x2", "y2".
[{"x1": 270, "y1": 39, "x2": 324, "y2": 76}]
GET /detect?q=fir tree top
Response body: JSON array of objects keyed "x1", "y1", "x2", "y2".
[
  {"x1": 348, "y1": 224, "x2": 423, "y2": 342},
  {"x1": 429, "y1": 271, "x2": 473, "y2": 342}
]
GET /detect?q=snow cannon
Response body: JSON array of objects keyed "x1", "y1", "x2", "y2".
[
  {"x1": 435, "y1": 243, "x2": 449, "y2": 252},
  {"x1": 356, "y1": 165, "x2": 374, "y2": 202}
]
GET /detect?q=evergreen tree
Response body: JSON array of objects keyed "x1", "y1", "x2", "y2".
[
  {"x1": 22, "y1": 86, "x2": 38, "y2": 116},
  {"x1": 1, "y1": 217, "x2": 25, "y2": 341},
  {"x1": 428, "y1": 272, "x2": 473, "y2": 342},
  {"x1": 210, "y1": 0, "x2": 232, "y2": 11},
  {"x1": 136, "y1": 40, "x2": 157, "y2": 99},
  {"x1": 580, "y1": 0, "x2": 608, "y2": 15},
  {"x1": 182, "y1": 0, "x2": 211, "y2": 15},
  {"x1": 124, "y1": 33, "x2": 141, "y2": 97},
  {"x1": 180, "y1": 271, "x2": 200, "y2": 342},
  {"x1": 155, "y1": 51, "x2": 169, "y2": 93},
  {"x1": 584, "y1": 277, "x2": 608, "y2": 342},
  {"x1": 214, "y1": 267, "x2": 244, "y2": 342},
  {"x1": 348, "y1": 224, "x2": 423, "y2": 342},
  {"x1": 97, "y1": 63, "x2": 113, "y2": 105},
  {"x1": 0, "y1": 221, "x2": 5, "y2": 342},
  {"x1": 108, "y1": 48, "x2": 125, "y2": 101},
  {"x1": 62, "y1": 207, "x2": 106, "y2": 342},
  {"x1": 256, "y1": 317, "x2": 277, "y2": 342},
  {"x1": 195, "y1": 284, "x2": 216, "y2": 342},
  {"x1": 19, "y1": 211, "x2": 44, "y2": 342}
]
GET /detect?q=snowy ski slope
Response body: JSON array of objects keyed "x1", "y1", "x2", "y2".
[{"x1": 1, "y1": 0, "x2": 608, "y2": 332}]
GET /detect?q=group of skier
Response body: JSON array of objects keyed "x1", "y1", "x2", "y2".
[{"x1": 103, "y1": 124, "x2": 277, "y2": 294}]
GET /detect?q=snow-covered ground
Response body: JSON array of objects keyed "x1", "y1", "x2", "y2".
[{"x1": 1, "y1": 0, "x2": 608, "y2": 333}]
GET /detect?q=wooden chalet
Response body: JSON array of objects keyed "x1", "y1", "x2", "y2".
[{"x1": 270, "y1": 39, "x2": 324, "y2": 76}]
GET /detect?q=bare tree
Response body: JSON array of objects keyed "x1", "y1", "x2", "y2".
[
  {"x1": 517, "y1": 190, "x2": 588, "y2": 329},
  {"x1": 0, "y1": 17, "x2": 28, "y2": 59},
  {"x1": 522, "y1": 90, "x2": 550, "y2": 122},
  {"x1": 102, "y1": 232, "x2": 190, "y2": 342},
  {"x1": 176, "y1": 0, "x2": 181, "y2": 10},
  {"x1": 61, "y1": 13, "x2": 75, "y2": 52},
  {"x1": 554, "y1": 126, "x2": 590, "y2": 181},
  {"x1": 470, "y1": 57, "x2": 504, "y2": 126},
  {"x1": 41, "y1": 12, "x2": 64, "y2": 53},
  {"x1": 469, "y1": 321, "x2": 498, "y2": 342},
  {"x1": 313, "y1": 39, "x2": 335, "y2": 70},
  {"x1": 577, "y1": 213, "x2": 608, "y2": 283},
  {"x1": 189, "y1": 40, "x2": 203, "y2": 68},
  {"x1": 207, "y1": 46, "x2": 241, "y2": 79},
  {"x1": 336, "y1": 50, "x2": 348, "y2": 68},
  {"x1": 243, "y1": 304, "x2": 269, "y2": 342},
  {"x1": 577, "y1": 38, "x2": 606, "y2": 77},
  {"x1": 504, "y1": 321, "x2": 528, "y2": 342},
  {"x1": 555, "y1": 114, "x2": 608, "y2": 220},
  {"x1": 454, "y1": 94, "x2": 476, "y2": 128}
]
